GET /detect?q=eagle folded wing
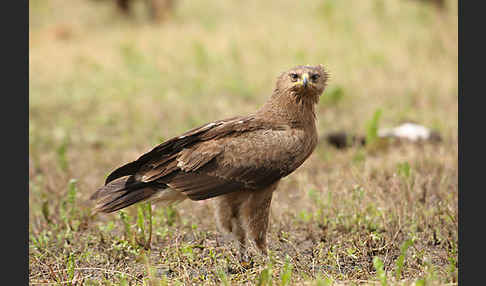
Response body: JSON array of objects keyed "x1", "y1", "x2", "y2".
[
  {"x1": 104, "y1": 115, "x2": 289, "y2": 200},
  {"x1": 159, "y1": 138, "x2": 285, "y2": 200},
  {"x1": 104, "y1": 116, "x2": 253, "y2": 185}
]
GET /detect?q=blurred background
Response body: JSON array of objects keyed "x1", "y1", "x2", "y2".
[{"x1": 29, "y1": 0, "x2": 458, "y2": 284}]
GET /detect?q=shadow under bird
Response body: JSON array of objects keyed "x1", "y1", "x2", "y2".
[{"x1": 91, "y1": 65, "x2": 329, "y2": 255}]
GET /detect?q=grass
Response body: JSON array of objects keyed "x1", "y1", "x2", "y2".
[{"x1": 29, "y1": 0, "x2": 457, "y2": 284}]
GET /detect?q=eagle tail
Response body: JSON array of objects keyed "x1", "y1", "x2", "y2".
[{"x1": 91, "y1": 177, "x2": 163, "y2": 213}]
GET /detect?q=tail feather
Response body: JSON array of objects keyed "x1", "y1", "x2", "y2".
[{"x1": 91, "y1": 176, "x2": 160, "y2": 213}]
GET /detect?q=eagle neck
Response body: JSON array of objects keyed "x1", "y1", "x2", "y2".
[{"x1": 256, "y1": 89, "x2": 318, "y2": 130}]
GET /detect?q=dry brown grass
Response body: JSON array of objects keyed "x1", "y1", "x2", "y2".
[{"x1": 29, "y1": 0, "x2": 457, "y2": 284}]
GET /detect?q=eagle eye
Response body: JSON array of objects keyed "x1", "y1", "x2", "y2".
[
  {"x1": 289, "y1": 73, "x2": 299, "y2": 82},
  {"x1": 311, "y1": 74, "x2": 320, "y2": 82}
]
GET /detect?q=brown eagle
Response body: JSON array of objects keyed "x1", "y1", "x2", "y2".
[{"x1": 91, "y1": 65, "x2": 329, "y2": 255}]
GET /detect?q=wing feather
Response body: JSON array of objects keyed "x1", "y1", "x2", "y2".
[
  {"x1": 104, "y1": 115, "x2": 294, "y2": 201},
  {"x1": 104, "y1": 116, "x2": 250, "y2": 184}
]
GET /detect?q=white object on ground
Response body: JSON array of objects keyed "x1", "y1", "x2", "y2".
[{"x1": 378, "y1": 123, "x2": 433, "y2": 142}]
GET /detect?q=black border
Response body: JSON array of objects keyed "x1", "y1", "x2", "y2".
[{"x1": 12, "y1": 0, "x2": 29, "y2": 284}]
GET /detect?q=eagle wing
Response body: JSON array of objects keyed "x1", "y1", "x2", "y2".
[{"x1": 104, "y1": 115, "x2": 295, "y2": 200}]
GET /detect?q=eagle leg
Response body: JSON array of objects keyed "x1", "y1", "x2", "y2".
[
  {"x1": 213, "y1": 191, "x2": 250, "y2": 256},
  {"x1": 239, "y1": 182, "x2": 278, "y2": 256}
]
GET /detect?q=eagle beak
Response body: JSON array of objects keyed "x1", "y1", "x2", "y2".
[{"x1": 302, "y1": 73, "x2": 309, "y2": 88}]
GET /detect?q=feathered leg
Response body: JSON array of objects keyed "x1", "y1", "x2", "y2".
[
  {"x1": 214, "y1": 191, "x2": 251, "y2": 254},
  {"x1": 239, "y1": 182, "x2": 278, "y2": 255}
]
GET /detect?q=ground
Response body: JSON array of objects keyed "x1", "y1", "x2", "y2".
[{"x1": 29, "y1": 0, "x2": 458, "y2": 284}]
